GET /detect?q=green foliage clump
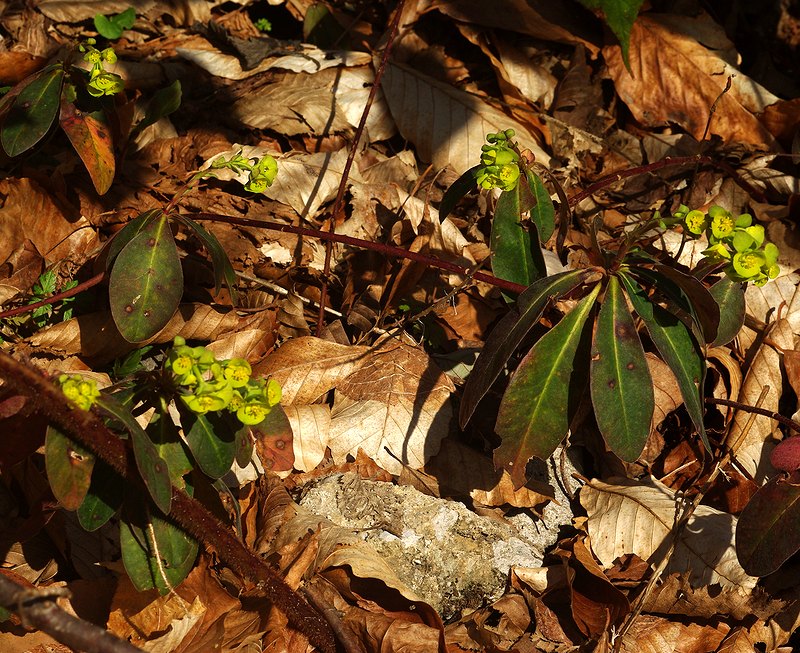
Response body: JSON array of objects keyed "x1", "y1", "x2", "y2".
[{"x1": 94, "y1": 7, "x2": 136, "y2": 40}]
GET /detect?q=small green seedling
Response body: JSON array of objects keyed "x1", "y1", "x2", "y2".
[{"x1": 94, "y1": 7, "x2": 136, "y2": 40}]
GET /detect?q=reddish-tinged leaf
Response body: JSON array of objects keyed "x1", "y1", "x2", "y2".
[
  {"x1": 495, "y1": 285, "x2": 599, "y2": 484},
  {"x1": 1, "y1": 64, "x2": 64, "y2": 156},
  {"x1": 771, "y1": 437, "x2": 800, "y2": 472},
  {"x1": 59, "y1": 99, "x2": 115, "y2": 194},
  {"x1": 736, "y1": 470, "x2": 800, "y2": 576},
  {"x1": 45, "y1": 426, "x2": 95, "y2": 511},
  {"x1": 590, "y1": 275, "x2": 653, "y2": 461},
  {"x1": 253, "y1": 404, "x2": 295, "y2": 473}
]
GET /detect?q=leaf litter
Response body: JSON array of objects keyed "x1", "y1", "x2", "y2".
[{"x1": 1, "y1": 0, "x2": 800, "y2": 651}]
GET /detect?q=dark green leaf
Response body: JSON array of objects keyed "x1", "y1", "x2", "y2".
[
  {"x1": 59, "y1": 102, "x2": 115, "y2": 194},
  {"x1": 709, "y1": 276, "x2": 745, "y2": 347},
  {"x1": 736, "y1": 471, "x2": 800, "y2": 577},
  {"x1": 526, "y1": 169, "x2": 555, "y2": 242},
  {"x1": 96, "y1": 396, "x2": 172, "y2": 514},
  {"x1": 590, "y1": 275, "x2": 653, "y2": 461},
  {"x1": 460, "y1": 269, "x2": 592, "y2": 428},
  {"x1": 491, "y1": 186, "x2": 546, "y2": 289},
  {"x1": 578, "y1": 0, "x2": 644, "y2": 71},
  {"x1": 495, "y1": 285, "x2": 599, "y2": 485},
  {"x1": 109, "y1": 213, "x2": 183, "y2": 342},
  {"x1": 619, "y1": 272, "x2": 708, "y2": 451},
  {"x1": 131, "y1": 80, "x2": 181, "y2": 137},
  {"x1": 174, "y1": 215, "x2": 237, "y2": 303},
  {"x1": 1, "y1": 64, "x2": 64, "y2": 156},
  {"x1": 182, "y1": 410, "x2": 236, "y2": 480},
  {"x1": 120, "y1": 495, "x2": 198, "y2": 595},
  {"x1": 234, "y1": 423, "x2": 254, "y2": 468},
  {"x1": 45, "y1": 426, "x2": 95, "y2": 511},
  {"x1": 77, "y1": 459, "x2": 123, "y2": 531},
  {"x1": 439, "y1": 165, "x2": 481, "y2": 222},
  {"x1": 147, "y1": 410, "x2": 193, "y2": 486},
  {"x1": 104, "y1": 209, "x2": 161, "y2": 271}
]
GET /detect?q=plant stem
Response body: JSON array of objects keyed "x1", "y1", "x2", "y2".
[
  {"x1": 705, "y1": 396, "x2": 800, "y2": 435},
  {"x1": 0, "y1": 272, "x2": 104, "y2": 321}
]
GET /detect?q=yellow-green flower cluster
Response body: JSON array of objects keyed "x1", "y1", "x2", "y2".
[
  {"x1": 79, "y1": 39, "x2": 123, "y2": 97},
  {"x1": 57, "y1": 374, "x2": 100, "y2": 411},
  {"x1": 165, "y1": 337, "x2": 281, "y2": 425},
  {"x1": 679, "y1": 205, "x2": 779, "y2": 286},
  {"x1": 476, "y1": 129, "x2": 521, "y2": 192},
  {"x1": 211, "y1": 152, "x2": 278, "y2": 194}
]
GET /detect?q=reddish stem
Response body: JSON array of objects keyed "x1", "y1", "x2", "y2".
[{"x1": 0, "y1": 272, "x2": 105, "y2": 321}]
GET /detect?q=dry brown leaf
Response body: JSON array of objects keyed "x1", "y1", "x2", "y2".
[
  {"x1": 605, "y1": 15, "x2": 776, "y2": 148},
  {"x1": 328, "y1": 338, "x2": 455, "y2": 474},
  {"x1": 382, "y1": 61, "x2": 549, "y2": 174},
  {"x1": 283, "y1": 404, "x2": 331, "y2": 472},
  {"x1": 254, "y1": 336, "x2": 370, "y2": 405},
  {"x1": 581, "y1": 476, "x2": 757, "y2": 590},
  {"x1": 728, "y1": 318, "x2": 794, "y2": 483},
  {"x1": 619, "y1": 615, "x2": 728, "y2": 653}
]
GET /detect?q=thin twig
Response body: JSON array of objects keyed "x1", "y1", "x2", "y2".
[
  {"x1": 317, "y1": 0, "x2": 408, "y2": 336},
  {"x1": 0, "y1": 271, "x2": 105, "y2": 320},
  {"x1": 705, "y1": 396, "x2": 800, "y2": 435}
]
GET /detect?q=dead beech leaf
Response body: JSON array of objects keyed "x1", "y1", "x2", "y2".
[
  {"x1": 604, "y1": 15, "x2": 775, "y2": 148},
  {"x1": 647, "y1": 352, "x2": 682, "y2": 429},
  {"x1": 283, "y1": 404, "x2": 331, "y2": 472},
  {"x1": 581, "y1": 476, "x2": 757, "y2": 590},
  {"x1": 745, "y1": 271, "x2": 800, "y2": 332},
  {"x1": 728, "y1": 318, "x2": 794, "y2": 483},
  {"x1": 328, "y1": 339, "x2": 455, "y2": 474},
  {"x1": 254, "y1": 336, "x2": 370, "y2": 405},
  {"x1": 618, "y1": 615, "x2": 727, "y2": 653},
  {"x1": 382, "y1": 61, "x2": 549, "y2": 174}
]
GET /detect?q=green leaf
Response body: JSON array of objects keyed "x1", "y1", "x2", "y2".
[
  {"x1": 104, "y1": 209, "x2": 161, "y2": 271},
  {"x1": 59, "y1": 101, "x2": 115, "y2": 194},
  {"x1": 77, "y1": 459, "x2": 123, "y2": 531},
  {"x1": 459, "y1": 269, "x2": 592, "y2": 428},
  {"x1": 495, "y1": 285, "x2": 599, "y2": 484},
  {"x1": 147, "y1": 410, "x2": 193, "y2": 486},
  {"x1": 94, "y1": 8, "x2": 136, "y2": 40},
  {"x1": 120, "y1": 495, "x2": 198, "y2": 595},
  {"x1": 590, "y1": 275, "x2": 653, "y2": 461},
  {"x1": 96, "y1": 396, "x2": 172, "y2": 514},
  {"x1": 709, "y1": 276, "x2": 745, "y2": 347},
  {"x1": 1, "y1": 64, "x2": 64, "y2": 157},
  {"x1": 439, "y1": 165, "x2": 481, "y2": 222},
  {"x1": 526, "y1": 169, "x2": 555, "y2": 242},
  {"x1": 491, "y1": 186, "x2": 546, "y2": 289},
  {"x1": 131, "y1": 80, "x2": 181, "y2": 138},
  {"x1": 736, "y1": 471, "x2": 800, "y2": 577},
  {"x1": 578, "y1": 0, "x2": 644, "y2": 71},
  {"x1": 619, "y1": 272, "x2": 708, "y2": 452},
  {"x1": 234, "y1": 423, "x2": 254, "y2": 468},
  {"x1": 109, "y1": 213, "x2": 183, "y2": 342},
  {"x1": 182, "y1": 410, "x2": 236, "y2": 480},
  {"x1": 174, "y1": 215, "x2": 237, "y2": 303},
  {"x1": 45, "y1": 426, "x2": 95, "y2": 511}
]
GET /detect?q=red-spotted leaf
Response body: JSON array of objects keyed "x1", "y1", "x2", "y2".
[
  {"x1": 104, "y1": 209, "x2": 161, "y2": 270},
  {"x1": 45, "y1": 426, "x2": 95, "y2": 511},
  {"x1": 495, "y1": 285, "x2": 599, "y2": 485},
  {"x1": 591, "y1": 275, "x2": 654, "y2": 461},
  {"x1": 491, "y1": 183, "x2": 546, "y2": 289},
  {"x1": 253, "y1": 404, "x2": 294, "y2": 473},
  {"x1": 736, "y1": 470, "x2": 800, "y2": 576},
  {"x1": 109, "y1": 213, "x2": 183, "y2": 342},
  {"x1": 1, "y1": 64, "x2": 64, "y2": 156},
  {"x1": 460, "y1": 269, "x2": 592, "y2": 427},
  {"x1": 59, "y1": 99, "x2": 115, "y2": 194},
  {"x1": 709, "y1": 276, "x2": 745, "y2": 347},
  {"x1": 121, "y1": 495, "x2": 198, "y2": 595},
  {"x1": 619, "y1": 272, "x2": 708, "y2": 451}
]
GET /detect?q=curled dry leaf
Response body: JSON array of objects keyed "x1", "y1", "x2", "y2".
[
  {"x1": 728, "y1": 318, "x2": 794, "y2": 483},
  {"x1": 328, "y1": 338, "x2": 455, "y2": 474},
  {"x1": 604, "y1": 15, "x2": 775, "y2": 148},
  {"x1": 283, "y1": 404, "x2": 330, "y2": 473},
  {"x1": 618, "y1": 615, "x2": 727, "y2": 653},
  {"x1": 581, "y1": 476, "x2": 757, "y2": 590}
]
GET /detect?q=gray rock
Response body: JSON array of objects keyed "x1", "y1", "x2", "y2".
[{"x1": 298, "y1": 448, "x2": 578, "y2": 620}]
